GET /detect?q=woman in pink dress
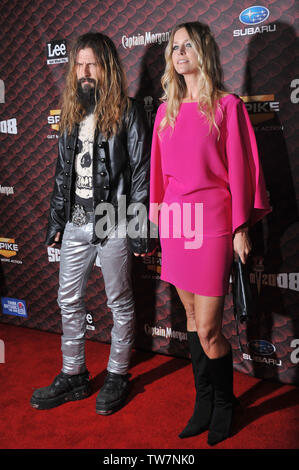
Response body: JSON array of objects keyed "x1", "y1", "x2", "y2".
[{"x1": 149, "y1": 22, "x2": 272, "y2": 445}]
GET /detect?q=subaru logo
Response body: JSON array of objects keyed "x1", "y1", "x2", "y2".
[
  {"x1": 248, "y1": 340, "x2": 276, "y2": 356},
  {"x1": 239, "y1": 6, "x2": 269, "y2": 25}
]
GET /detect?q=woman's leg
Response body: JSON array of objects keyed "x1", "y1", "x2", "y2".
[
  {"x1": 176, "y1": 288, "x2": 213, "y2": 438},
  {"x1": 193, "y1": 294, "x2": 234, "y2": 446},
  {"x1": 176, "y1": 289, "x2": 230, "y2": 360},
  {"x1": 176, "y1": 287, "x2": 196, "y2": 330},
  {"x1": 194, "y1": 294, "x2": 229, "y2": 359}
]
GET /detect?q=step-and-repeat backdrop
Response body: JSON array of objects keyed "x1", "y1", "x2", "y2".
[{"x1": 0, "y1": 0, "x2": 298, "y2": 384}]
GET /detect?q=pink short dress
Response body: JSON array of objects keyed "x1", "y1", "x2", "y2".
[{"x1": 149, "y1": 94, "x2": 272, "y2": 296}]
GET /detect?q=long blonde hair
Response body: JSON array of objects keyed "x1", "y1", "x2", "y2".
[
  {"x1": 160, "y1": 22, "x2": 226, "y2": 135},
  {"x1": 59, "y1": 32, "x2": 129, "y2": 138}
]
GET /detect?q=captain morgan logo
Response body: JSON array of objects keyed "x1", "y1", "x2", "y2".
[{"x1": 122, "y1": 30, "x2": 170, "y2": 49}]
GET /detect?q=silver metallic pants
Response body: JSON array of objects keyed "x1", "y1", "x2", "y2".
[{"x1": 58, "y1": 220, "x2": 135, "y2": 376}]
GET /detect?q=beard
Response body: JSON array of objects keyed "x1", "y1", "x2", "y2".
[{"x1": 77, "y1": 78, "x2": 99, "y2": 114}]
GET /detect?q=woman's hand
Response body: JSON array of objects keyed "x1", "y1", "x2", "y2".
[{"x1": 233, "y1": 226, "x2": 252, "y2": 264}]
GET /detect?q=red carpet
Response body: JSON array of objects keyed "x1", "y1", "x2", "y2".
[{"x1": 0, "y1": 323, "x2": 298, "y2": 451}]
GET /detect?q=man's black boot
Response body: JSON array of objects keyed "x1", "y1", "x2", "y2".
[
  {"x1": 207, "y1": 348, "x2": 235, "y2": 446},
  {"x1": 179, "y1": 332, "x2": 213, "y2": 438},
  {"x1": 96, "y1": 371, "x2": 131, "y2": 415},
  {"x1": 30, "y1": 370, "x2": 91, "y2": 410}
]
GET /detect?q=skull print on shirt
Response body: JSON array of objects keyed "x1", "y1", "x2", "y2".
[{"x1": 74, "y1": 113, "x2": 96, "y2": 211}]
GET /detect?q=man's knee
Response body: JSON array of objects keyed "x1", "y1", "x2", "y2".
[
  {"x1": 57, "y1": 291, "x2": 85, "y2": 314},
  {"x1": 105, "y1": 282, "x2": 134, "y2": 311}
]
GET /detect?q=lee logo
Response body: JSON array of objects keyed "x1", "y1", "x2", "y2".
[{"x1": 46, "y1": 39, "x2": 68, "y2": 65}]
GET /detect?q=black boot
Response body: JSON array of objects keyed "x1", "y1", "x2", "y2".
[
  {"x1": 30, "y1": 370, "x2": 91, "y2": 410},
  {"x1": 207, "y1": 348, "x2": 235, "y2": 446},
  {"x1": 96, "y1": 371, "x2": 131, "y2": 415},
  {"x1": 179, "y1": 332, "x2": 213, "y2": 438}
]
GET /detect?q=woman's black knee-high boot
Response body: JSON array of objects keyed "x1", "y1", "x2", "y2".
[
  {"x1": 207, "y1": 347, "x2": 235, "y2": 446},
  {"x1": 179, "y1": 331, "x2": 213, "y2": 439}
]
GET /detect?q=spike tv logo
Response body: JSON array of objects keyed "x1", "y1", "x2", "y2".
[
  {"x1": 143, "y1": 96, "x2": 157, "y2": 128},
  {"x1": 141, "y1": 251, "x2": 161, "y2": 280},
  {"x1": 47, "y1": 109, "x2": 60, "y2": 139},
  {"x1": 249, "y1": 256, "x2": 299, "y2": 294},
  {"x1": 241, "y1": 94, "x2": 280, "y2": 128},
  {"x1": 0, "y1": 237, "x2": 22, "y2": 264},
  {"x1": 0, "y1": 118, "x2": 17, "y2": 135}
]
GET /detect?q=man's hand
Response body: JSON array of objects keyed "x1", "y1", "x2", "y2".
[
  {"x1": 50, "y1": 232, "x2": 61, "y2": 248},
  {"x1": 134, "y1": 247, "x2": 158, "y2": 258}
]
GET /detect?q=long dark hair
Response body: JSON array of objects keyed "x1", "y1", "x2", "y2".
[{"x1": 60, "y1": 32, "x2": 129, "y2": 137}]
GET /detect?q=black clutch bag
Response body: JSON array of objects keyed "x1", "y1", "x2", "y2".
[{"x1": 232, "y1": 255, "x2": 254, "y2": 351}]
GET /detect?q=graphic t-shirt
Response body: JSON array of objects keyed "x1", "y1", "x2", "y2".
[{"x1": 74, "y1": 113, "x2": 96, "y2": 211}]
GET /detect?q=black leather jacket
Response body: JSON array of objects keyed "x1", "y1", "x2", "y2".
[{"x1": 45, "y1": 98, "x2": 153, "y2": 254}]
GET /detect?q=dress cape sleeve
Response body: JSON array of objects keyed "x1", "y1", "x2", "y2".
[
  {"x1": 226, "y1": 96, "x2": 272, "y2": 234},
  {"x1": 149, "y1": 104, "x2": 168, "y2": 224}
]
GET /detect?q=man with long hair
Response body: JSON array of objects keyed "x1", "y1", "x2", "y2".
[{"x1": 30, "y1": 32, "x2": 153, "y2": 415}]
